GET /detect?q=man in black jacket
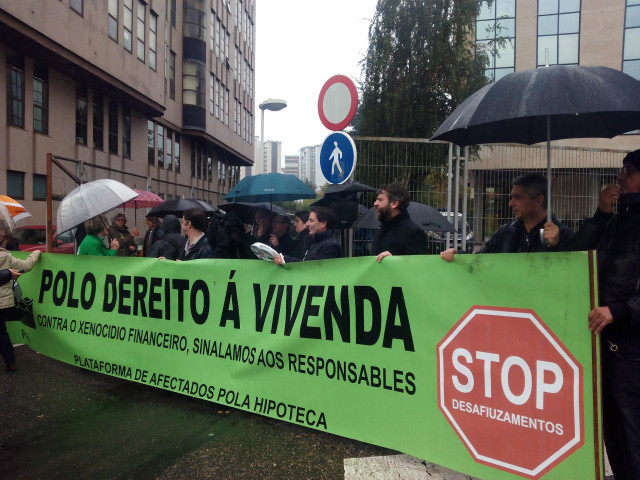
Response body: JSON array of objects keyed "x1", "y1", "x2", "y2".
[
  {"x1": 441, "y1": 173, "x2": 574, "y2": 262},
  {"x1": 372, "y1": 182, "x2": 428, "y2": 262},
  {"x1": 571, "y1": 149, "x2": 640, "y2": 480},
  {"x1": 179, "y1": 209, "x2": 214, "y2": 260}
]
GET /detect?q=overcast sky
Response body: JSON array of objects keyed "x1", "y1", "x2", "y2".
[{"x1": 254, "y1": 0, "x2": 378, "y2": 161}]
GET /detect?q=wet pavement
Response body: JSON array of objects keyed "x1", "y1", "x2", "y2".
[{"x1": 0, "y1": 346, "x2": 393, "y2": 480}]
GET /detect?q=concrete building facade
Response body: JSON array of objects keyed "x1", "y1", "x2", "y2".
[
  {"x1": 283, "y1": 154, "x2": 299, "y2": 176},
  {"x1": 299, "y1": 144, "x2": 323, "y2": 189},
  {"x1": 1, "y1": 0, "x2": 255, "y2": 226}
]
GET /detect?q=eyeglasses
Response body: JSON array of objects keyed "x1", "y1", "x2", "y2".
[
  {"x1": 273, "y1": 221, "x2": 288, "y2": 224},
  {"x1": 619, "y1": 165, "x2": 639, "y2": 176}
]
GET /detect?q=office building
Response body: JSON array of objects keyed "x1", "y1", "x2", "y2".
[{"x1": 0, "y1": 0, "x2": 255, "y2": 226}]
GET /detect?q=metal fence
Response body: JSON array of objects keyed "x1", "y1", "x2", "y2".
[{"x1": 351, "y1": 137, "x2": 625, "y2": 254}]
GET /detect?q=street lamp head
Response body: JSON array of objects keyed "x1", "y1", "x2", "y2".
[{"x1": 259, "y1": 98, "x2": 287, "y2": 112}]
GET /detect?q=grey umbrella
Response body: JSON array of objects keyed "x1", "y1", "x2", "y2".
[
  {"x1": 352, "y1": 202, "x2": 455, "y2": 232},
  {"x1": 431, "y1": 65, "x2": 640, "y2": 223},
  {"x1": 56, "y1": 179, "x2": 139, "y2": 233}
]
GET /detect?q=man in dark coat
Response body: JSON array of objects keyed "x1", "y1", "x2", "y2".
[
  {"x1": 179, "y1": 208, "x2": 214, "y2": 260},
  {"x1": 570, "y1": 149, "x2": 640, "y2": 480},
  {"x1": 372, "y1": 182, "x2": 428, "y2": 262},
  {"x1": 148, "y1": 215, "x2": 186, "y2": 260},
  {"x1": 441, "y1": 173, "x2": 574, "y2": 262}
]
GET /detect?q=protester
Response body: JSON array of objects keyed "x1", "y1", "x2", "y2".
[
  {"x1": 274, "y1": 207, "x2": 342, "y2": 264},
  {"x1": 141, "y1": 214, "x2": 162, "y2": 257},
  {"x1": 78, "y1": 215, "x2": 120, "y2": 256},
  {"x1": 148, "y1": 215, "x2": 186, "y2": 260},
  {"x1": 441, "y1": 173, "x2": 574, "y2": 262},
  {"x1": 179, "y1": 208, "x2": 214, "y2": 260},
  {"x1": 290, "y1": 211, "x2": 311, "y2": 259},
  {"x1": 254, "y1": 207, "x2": 273, "y2": 244},
  {"x1": 569, "y1": 149, "x2": 640, "y2": 480},
  {"x1": 108, "y1": 213, "x2": 140, "y2": 256},
  {"x1": 372, "y1": 182, "x2": 428, "y2": 262},
  {"x1": 211, "y1": 213, "x2": 257, "y2": 259},
  {"x1": 0, "y1": 235, "x2": 40, "y2": 372},
  {"x1": 269, "y1": 214, "x2": 296, "y2": 256}
]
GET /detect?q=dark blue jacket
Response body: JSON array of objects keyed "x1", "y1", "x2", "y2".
[
  {"x1": 284, "y1": 230, "x2": 342, "y2": 262},
  {"x1": 479, "y1": 215, "x2": 574, "y2": 253}
]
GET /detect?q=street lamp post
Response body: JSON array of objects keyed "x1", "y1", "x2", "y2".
[{"x1": 258, "y1": 98, "x2": 287, "y2": 174}]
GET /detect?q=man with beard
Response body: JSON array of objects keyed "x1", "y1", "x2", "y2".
[
  {"x1": 569, "y1": 149, "x2": 640, "y2": 480},
  {"x1": 440, "y1": 173, "x2": 573, "y2": 262},
  {"x1": 372, "y1": 182, "x2": 428, "y2": 262}
]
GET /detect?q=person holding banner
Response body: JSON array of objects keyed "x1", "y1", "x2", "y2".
[
  {"x1": 0, "y1": 234, "x2": 40, "y2": 372},
  {"x1": 570, "y1": 149, "x2": 640, "y2": 480},
  {"x1": 77, "y1": 215, "x2": 120, "y2": 256},
  {"x1": 274, "y1": 207, "x2": 342, "y2": 263},
  {"x1": 440, "y1": 173, "x2": 573, "y2": 261},
  {"x1": 372, "y1": 182, "x2": 428, "y2": 262},
  {"x1": 179, "y1": 208, "x2": 214, "y2": 260}
]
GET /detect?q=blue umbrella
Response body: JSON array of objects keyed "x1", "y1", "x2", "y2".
[{"x1": 225, "y1": 173, "x2": 316, "y2": 203}]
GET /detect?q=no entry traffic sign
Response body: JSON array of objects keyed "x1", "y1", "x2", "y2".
[
  {"x1": 317, "y1": 75, "x2": 358, "y2": 131},
  {"x1": 437, "y1": 306, "x2": 584, "y2": 479}
]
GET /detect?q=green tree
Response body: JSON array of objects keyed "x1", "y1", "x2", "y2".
[{"x1": 353, "y1": 0, "x2": 489, "y2": 139}]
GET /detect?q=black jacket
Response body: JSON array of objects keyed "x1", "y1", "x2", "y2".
[
  {"x1": 284, "y1": 230, "x2": 342, "y2": 262},
  {"x1": 180, "y1": 234, "x2": 214, "y2": 260},
  {"x1": 148, "y1": 215, "x2": 186, "y2": 260},
  {"x1": 570, "y1": 193, "x2": 640, "y2": 358},
  {"x1": 291, "y1": 230, "x2": 311, "y2": 259},
  {"x1": 479, "y1": 215, "x2": 574, "y2": 253},
  {"x1": 372, "y1": 210, "x2": 428, "y2": 256},
  {"x1": 271, "y1": 233, "x2": 296, "y2": 257}
]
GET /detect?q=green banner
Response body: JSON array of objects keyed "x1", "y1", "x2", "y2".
[{"x1": 8, "y1": 252, "x2": 601, "y2": 480}]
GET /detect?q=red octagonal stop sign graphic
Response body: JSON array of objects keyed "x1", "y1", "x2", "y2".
[{"x1": 437, "y1": 306, "x2": 583, "y2": 479}]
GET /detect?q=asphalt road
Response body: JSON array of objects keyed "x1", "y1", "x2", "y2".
[{"x1": 0, "y1": 345, "x2": 393, "y2": 480}]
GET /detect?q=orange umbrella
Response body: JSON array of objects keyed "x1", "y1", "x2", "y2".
[{"x1": 0, "y1": 195, "x2": 31, "y2": 223}]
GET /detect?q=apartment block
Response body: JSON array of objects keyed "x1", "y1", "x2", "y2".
[{"x1": 1, "y1": 0, "x2": 255, "y2": 226}]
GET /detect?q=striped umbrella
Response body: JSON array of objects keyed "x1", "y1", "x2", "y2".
[{"x1": 0, "y1": 195, "x2": 31, "y2": 223}]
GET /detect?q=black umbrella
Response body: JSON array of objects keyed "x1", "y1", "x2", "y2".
[
  {"x1": 312, "y1": 181, "x2": 377, "y2": 207},
  {"x1": 352, "y1": 202, "x2": 455, "y2": 232},
  {"x1": 148, "y1": 198, "x2": 217, "y2": 218},
  {"x1": 431, "y1": 65, "x2": 640, "y2": 222}
]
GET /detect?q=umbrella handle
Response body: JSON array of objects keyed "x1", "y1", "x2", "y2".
[{"x1": 539, "y1": 228, "x2": 547, "y2": 246}]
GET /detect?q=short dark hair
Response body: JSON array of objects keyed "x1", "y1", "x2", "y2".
[
  {"x1": 295, "y1": 211, "x2": 310, "y2": 223},
  {"x1": 310, "y1": 206, "x2": 337, "y2": 232},
  {"x1": 378, "y1": 182, "x2": 410, "y2": 211},
  {"x1": 623, "y1": 149, "x2": 640, "y2": 170},
  {"x1": 183, "y1": 208, "x2": 207, "y2": 232},
  {"x1": 273, "y1": 214, "x2": 291, "y2": 233},
  {"x1": 512, "y1": 173, "x2": 548, "y2": 208}
]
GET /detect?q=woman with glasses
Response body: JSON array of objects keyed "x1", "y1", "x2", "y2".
[
  {"x1": 269, "y1": 215, "x2": 295, "y2": 257},
  {"x1": 108, "y1": 213, "x2": 140, "y2": 256}
]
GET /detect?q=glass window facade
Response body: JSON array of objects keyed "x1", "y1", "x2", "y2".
[
  {"x1": 75, "y1": 87, "x2": 87, "y2": 145},
  {"x1": 7, "y1": 171, "x2": 24, "y2": 200},
  {"x1": 33, "y1": 65, "x2": 48, "y2": 134},
  {"x1": 476, "y1": 0, "x2": 516, "y2": 82},
  {"x1": 624, "y1": 0, "x2": 640, "y2": 79},
  {"x1": 6, "y1": 49, "x2": 24, "y2": 128},
  {"x1": 93, "y1": 93, "x2": 104, "y2": 150},
  {"x1": 136, "y1": 0, "x2": 146, "y2": 61},
  {"x1": 537, "y1": 0, "x2": 581, "y2": 66},
  {"x1": 108, "y1": 0, "x2": 118, "y2": 41}
]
